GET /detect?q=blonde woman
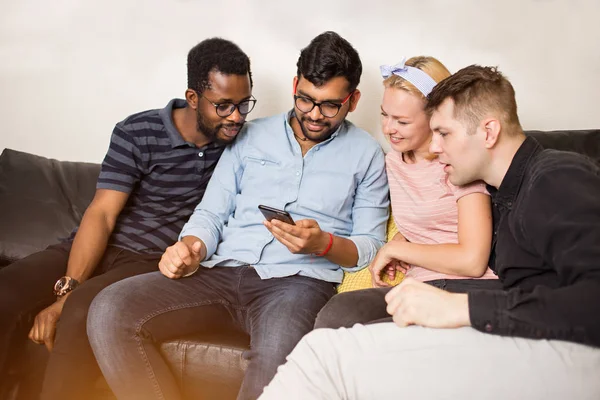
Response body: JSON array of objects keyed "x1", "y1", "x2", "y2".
[{"x1": 315, "y1": 57, "x2": 500, "y2": 328}]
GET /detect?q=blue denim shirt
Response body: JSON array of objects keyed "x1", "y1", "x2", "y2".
[{"x1": 180, "y1": 111, "x2": 389, "y2": 283}]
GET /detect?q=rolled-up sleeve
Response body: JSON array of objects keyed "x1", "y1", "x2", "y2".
[{"x1": 343, "y1": 147, "x2": 389, "y2": 271}]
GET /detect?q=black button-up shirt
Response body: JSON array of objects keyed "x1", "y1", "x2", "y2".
[{"x1": 469, "y1": 137, "x2": 600, "y2": 347}]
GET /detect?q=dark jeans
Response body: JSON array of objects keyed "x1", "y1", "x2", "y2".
[
  {"x1": 315, "y1": 278, "x2": 504, "y2": 329},
  {"x1": 0, "y1": 242, "x2": 160, "y2": 400},
  {"x1": 87, "y1": 266, "x2": 336, "y2": 400}
]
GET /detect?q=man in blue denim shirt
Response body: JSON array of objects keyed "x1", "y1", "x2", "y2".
[{"x1": 87, "y1": 31, "x2": 389, "y2": 400}]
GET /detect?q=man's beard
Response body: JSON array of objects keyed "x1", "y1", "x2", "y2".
[
  {"x1": 196, "y1": 111, "x2": 244, "y2": 146},
  {"x1": 295, "y1": 114, "x2": 342, "y2": 143}
]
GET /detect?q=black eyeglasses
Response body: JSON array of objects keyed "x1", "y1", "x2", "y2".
[
  {"x1": 293, "y1": 82, "x2": 354, "y2": 118},
  {"x1": 199, "y1": 93, "x2": 257, "y2": 117}
]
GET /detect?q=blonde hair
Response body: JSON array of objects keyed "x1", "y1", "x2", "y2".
[{"x1": 383, "y1": 57, "x2": 451, "y2": 162}]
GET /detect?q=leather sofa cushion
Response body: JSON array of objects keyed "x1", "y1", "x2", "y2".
[{"x1": 0, "y1": 149, "x2": 100, "y2": 265}]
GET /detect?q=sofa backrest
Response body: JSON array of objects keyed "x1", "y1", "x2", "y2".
[
  {"x1": 525, "y1": 129, "x2": 600, "y2": 165},
  {"x1": 0, "y1": 149, "x2": 100, "y2": 265},
  {"x1": 0, "y1": 129, "x2": 597, "y2": 266}
]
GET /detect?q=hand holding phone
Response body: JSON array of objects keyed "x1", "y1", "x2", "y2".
[
  {"x1": 258, "y1": 205, "x2": 295, "y2": 225},
  {"x1": 263, "y1": 216, "x2": 332, "y2": 256}
]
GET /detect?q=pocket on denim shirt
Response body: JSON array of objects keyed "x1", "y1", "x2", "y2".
[{"x1": 240, "y1": 156, "x2": 283, "y2": 199}]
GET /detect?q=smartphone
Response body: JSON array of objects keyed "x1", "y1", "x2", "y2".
[{"x1": 258, "y1": 205, "x2": 295, "y2": 225}]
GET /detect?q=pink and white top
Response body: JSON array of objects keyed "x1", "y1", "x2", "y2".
[{"x1": 386, "y1": 151, "x2": 497, "y2": 282}]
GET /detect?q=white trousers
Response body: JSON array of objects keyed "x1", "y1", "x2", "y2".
[{"x1": 260, "y1": 323, "x2": 600, "y2": 400}]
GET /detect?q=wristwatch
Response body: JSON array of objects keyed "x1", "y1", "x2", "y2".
[{"x1": 53, "y1": 276, "x2": 80, "y2": 297}]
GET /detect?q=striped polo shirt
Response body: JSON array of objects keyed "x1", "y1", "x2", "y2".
[{"x1": 94, "y1": 98, "x2": 225, "y2": 254}]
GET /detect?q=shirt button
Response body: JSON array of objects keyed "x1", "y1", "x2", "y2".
[
  {"x1": 260, "y1": 161, "x2": 266, "y2": 166},
  {"x1": 484, "y1": 323, "x2": 493, "y2": 332},
  {"x1": 296, "y1": 171, "x2": 300, "y2": 176},
  {"x1": 198, "y1": 151, "x2": 204, "y2": 157}
]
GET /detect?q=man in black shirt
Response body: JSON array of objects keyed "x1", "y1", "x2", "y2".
[{"x1": 259, "y1": 65, "x2": 600, "y2": 399}]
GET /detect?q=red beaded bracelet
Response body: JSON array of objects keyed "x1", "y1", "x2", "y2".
[{"x1": 315, "y1": 232, "x2": 334, "y2": 257}]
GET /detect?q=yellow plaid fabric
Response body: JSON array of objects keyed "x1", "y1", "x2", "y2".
[{"x1": 337, "y1": 215, "x2": 404, "y2": 293}]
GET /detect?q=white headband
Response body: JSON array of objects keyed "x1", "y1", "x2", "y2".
[{"x1": 380, "y1": 58, "x2": 438, "y2": 96}]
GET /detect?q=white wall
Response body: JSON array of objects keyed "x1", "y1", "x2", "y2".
[{"x1": 1, "y1": 0, "x2": 599, "y2": 162}]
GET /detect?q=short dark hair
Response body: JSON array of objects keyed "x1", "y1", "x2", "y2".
[
  {"x1": 296, "y1": 31, "x2": 362, "y2": 92},
  {"x1": 187, "y1": 38, "x2": 252, "y2": 94},
  {"x1": 426, "y1": 65, "x2": 522, "y2": 135}
]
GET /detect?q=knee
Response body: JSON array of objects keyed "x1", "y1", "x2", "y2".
[
  {"x1": 315, "y1": 288, "x2": 390, "y2": 329},
  {"x1": 314, "y1": 292, "x2": 358, "y2": 329},
  {"x1": 86, "y1": 282, "x2": 135, "y2": 343}
]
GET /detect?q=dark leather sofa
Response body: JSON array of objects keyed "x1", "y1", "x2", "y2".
[{"x1": 1, "y1": 129, "x2": 598, "y2": 400}]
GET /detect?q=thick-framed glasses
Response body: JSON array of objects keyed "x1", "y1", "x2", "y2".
[
  {"x1": 199, "y1": 92, "x2": 257, "y2": 117},
  {"x1": 293, "y1": 82, "x2": 354, "y2": 118}
]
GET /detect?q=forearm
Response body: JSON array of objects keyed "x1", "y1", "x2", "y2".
[
  {"x1": 389, "y1": 241, "x2": 488, "y2": 277},
  {"x1": 323, "y1": 235, "x2": 359, "y2": 268},
  {"x1": 65, "y1": 207, "x2": 114, "y2": 283},
  {"x1": 179, "y1": 210, "x2": 224, "y2": 260},
  {"x1": 469, "y1": 280, "x2": 600, "y2": 347}
]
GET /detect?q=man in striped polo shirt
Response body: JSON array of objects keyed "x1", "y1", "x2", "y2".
[{"x1": 0, "y1": 38, "x2": 254, "y2": 399}]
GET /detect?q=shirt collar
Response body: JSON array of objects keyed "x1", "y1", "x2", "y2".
[
  {"x1": 488, "y1": 136, "x2": 543, "y2": 206},
  {"x1": 285, "y1": 110, "x2": 346, "y2": 145},
  {"x1": 159, "y1": 98, "x2": 224, "y2": 151},
  {"x1": 159, "y1": 99, "x2": 190, "y2": 148}
]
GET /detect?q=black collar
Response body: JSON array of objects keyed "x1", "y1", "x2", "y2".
[{"x1": 487, "y1": 136, "x2": 543, "y2": 208}]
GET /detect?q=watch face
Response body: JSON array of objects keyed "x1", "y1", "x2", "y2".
[
  {"x1": 54, "y1": 277, "x2": 72, "y2": 296},
  {"x1": 55, "y1": 278, "x2": 66, "y2": 290}
]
